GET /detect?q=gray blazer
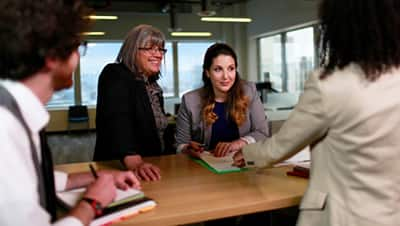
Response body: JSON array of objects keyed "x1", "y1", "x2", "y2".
[
  {"x1": 243, "y1": 64, "x2": 400, "y2": 226},
  {"x1": 176, "y1": 81, "x2": 269, "y2": 151}
]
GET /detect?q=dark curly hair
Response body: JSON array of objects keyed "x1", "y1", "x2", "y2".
[
  {"x1": 201, "y1": 43, "x2": 249, "y2": 126},
  {"x1": 319, "y1": 0, "x2": 400, "y2": 80},
  {"x1": 0, "y1": 0, "x2": 91, "y2": 80}
]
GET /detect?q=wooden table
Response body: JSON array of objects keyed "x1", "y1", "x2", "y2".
[{"x1": 55, "y1": 154, "x2": 308, "y2": 226}]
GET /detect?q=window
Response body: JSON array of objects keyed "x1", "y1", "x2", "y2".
[
  {"x1": 47, "y1": 41, "x2": 215, "y2": 108},
  {"x1": 258, "y1": 25, "x2": 317, "y2": 109},
  {"x1": 286, "y1": 27, "x2": 315, "y2": 92},
  {"x1": 47, "y1": 84, "x2": 75, "y2": 107},
  {"x1": 80, "y1": 42, "x2": 122, "y2": 106},
  {"x1": 259, "y1": 34, "x2": 283, "y2": 92},
  {"x1": 177, "y1": 42, "x2": 213, "y2": 96},
  {"x1": 158, "y1": 43, "x2": 174, "y2": 97},
  {"x1": 259, "y1": 26, "x2": 316, "y2": 93}
]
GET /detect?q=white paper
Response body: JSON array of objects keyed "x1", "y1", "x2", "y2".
[
  {"x1": 274, "y1": 146, "x2": 310, "y2": 167},
  {"x1": 57, "y1": 187, "x2": 143, "y2": 208},
  {"x1": 199, "y1": 151, "x2": 241, "y2": 172}
]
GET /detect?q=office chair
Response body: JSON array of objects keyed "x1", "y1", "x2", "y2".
[
  {"x1": 67, "y1": 105, "x2": 89, "y2": 132},
  {"x1": 174, "y1": 103, "x2": 181, "y2": 115},
  {"x1": 256, "y1": 81, "x2": 272, "y2": 103}
]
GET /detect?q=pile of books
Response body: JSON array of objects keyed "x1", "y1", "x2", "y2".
[{"x1": 286, "y1": 162, "x2": 310, "y2": 178}]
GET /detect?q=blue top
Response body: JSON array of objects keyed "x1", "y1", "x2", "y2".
[{"x1": 209, "y1": 102, "x2": 240, "y2": 150}]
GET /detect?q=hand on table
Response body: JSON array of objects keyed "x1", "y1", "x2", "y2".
[
  {"x1": 182, "y1": 141, "x2": 206, "y2": 158},
  {"x1": 232, "y1": 150, "x2": 246, "y2": 167},
  {"x1": 213, "y1": 139, "x2": 247, "y2": 157},
  {"x1": 135, "y1": 162, "x2": 161, "y2": 181},
  {"x1": 101, "y1": 170, "x2": 141, "y2": 190},
  {"x1": 123, "y1": 155, "x2": 161, "y2": 182}
]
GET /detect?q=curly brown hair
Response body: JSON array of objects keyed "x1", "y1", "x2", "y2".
[
  {"x1": 201, "y1": 43, "x2": 249, "y2": 126},
  {"x1": 319, "y1": 0, "x2": 400, "y2": 80},
  {"x1": 0, "y1": 0, "x2": 91, "y2": 80}
]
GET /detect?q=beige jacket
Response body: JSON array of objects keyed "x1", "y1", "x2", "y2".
[{"x1": 243, "y1": 64, "x2": 400, "y2": 226}]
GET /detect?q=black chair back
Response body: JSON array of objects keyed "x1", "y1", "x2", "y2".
[
  {"x1": 256, "y1": 82, "x2": 272, "y2": 103},
  {"x1": 68, "y1": 105, "x2": 89, "y2": 122},
  {"x1": 67, "y1": 105, "x2": 89, "y2": 132}
]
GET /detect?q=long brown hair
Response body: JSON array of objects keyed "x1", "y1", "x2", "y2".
[{"x1": 201, "y1": 43, "x2": 249, "y2": 126}]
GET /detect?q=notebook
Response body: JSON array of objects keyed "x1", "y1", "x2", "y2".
[
  {"x1": 57, "y1": 188, "x2": 156, "y2": 226},
  {"x1": 90, "y1": 197, "x2": 156, "y2": 226},
  {"x1": 194, "y1": 151, "x2": 247, "y2": 174},
  {"x1": 57, "y1": 187, "x2": 144, "y2": 208}
]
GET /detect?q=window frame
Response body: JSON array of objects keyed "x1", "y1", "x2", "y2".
[
  {"x1": 175, "y1": 40, "x2": 216, "y2": 97},
  {"x1": 46, "y1": 39, "x2": 219, "y2": 109},
  {"x1": 257, "y1": 23, "x2": 320, "y2": 93}
]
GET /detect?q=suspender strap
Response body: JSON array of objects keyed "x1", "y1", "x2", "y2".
[
  {"x1": 0, "y1": 85, "x2": 57, "y2": 221},
  {"x1": 39, "y1": 129, "x2": 57, "y2": 220}
]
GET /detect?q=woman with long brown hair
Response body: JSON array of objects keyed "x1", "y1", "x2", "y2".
[{"x1": 176, "y1": 43, "x2": 269, "y2": 157}]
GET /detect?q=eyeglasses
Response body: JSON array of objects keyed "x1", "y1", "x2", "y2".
[
  {"x1": 139, "y1": 46, "x2": 167, "y2": 55},
  {"x1": 78, "y1": 41, "x2": 88, "y2": 56}
]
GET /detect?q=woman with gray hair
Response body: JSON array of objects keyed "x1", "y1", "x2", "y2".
[{"x1": 94, "y1": 24, "x2": 169, "y2": 181}]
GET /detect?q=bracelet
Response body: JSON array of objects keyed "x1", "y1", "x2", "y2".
[{"x1": 82, "y1": 197, "x2": 103, "y2": 217}]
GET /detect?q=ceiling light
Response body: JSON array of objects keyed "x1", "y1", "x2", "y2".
[
  {"x1": 82, "y1": 32, "x2": 105, "y2": 36},
  {"x1": 201, "y1": 17, "x2": 252, "y2": 23},
  {"x1": 85, "y1": 15, "x2": 118, "y2": 20},
  {"x1": 170, "y1": 32, "x2": 212, "y2": 37}
]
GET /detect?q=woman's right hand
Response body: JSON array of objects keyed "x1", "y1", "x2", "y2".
[
  {"x1": 135, "y1": 162, "x2": 161, "y2": 181},
  {"x1": 182, "y1": 141, "x2": 205, "y2": 158},
  {"x1": 124, "y1": 155, "x2": 161, "y2": 181}
]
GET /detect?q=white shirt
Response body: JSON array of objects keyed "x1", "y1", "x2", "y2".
[{"x1": 0, "y1": 80, "x2": 82, "y2": 226}]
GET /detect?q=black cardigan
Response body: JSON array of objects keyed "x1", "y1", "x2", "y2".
[{"x1": 93, "y1": 63, "x2": 164, "y2": 161}]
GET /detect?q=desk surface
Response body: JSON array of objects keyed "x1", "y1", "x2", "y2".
[{"x1": 55, "y1": 154, "x2": 308, "y2": 226}]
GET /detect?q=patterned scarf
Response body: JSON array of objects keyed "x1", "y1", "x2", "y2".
[{"x1": 138, "y1": 74, "x2": 168, "y2": 151}]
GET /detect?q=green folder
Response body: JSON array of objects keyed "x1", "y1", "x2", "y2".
[{"x1": 191, "y1": 157, "x2": 248, "y2": 174}]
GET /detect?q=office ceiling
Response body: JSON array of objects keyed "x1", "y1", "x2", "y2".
[{"x1": 84, "y1": 0, "x2": 249, "y2": 14}]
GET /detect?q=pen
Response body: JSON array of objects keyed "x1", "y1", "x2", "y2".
[{"x1": 89, "y1": 163, "x2": 98, "y2": 179}]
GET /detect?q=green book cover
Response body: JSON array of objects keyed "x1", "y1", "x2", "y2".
[{"x1": 191, "y1": 152, "x2": 248, "y2": 174}]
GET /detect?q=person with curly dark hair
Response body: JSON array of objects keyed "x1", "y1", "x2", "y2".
[
  {"x1": 0, "y1": 1, "x2": 140, "y2": 225},
  {"x1": 234, "y1": 0, "x2": 400, "y2": 225},
  {"x1": 176, "y1": 43, "x2": 269, "y2": 158}
]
